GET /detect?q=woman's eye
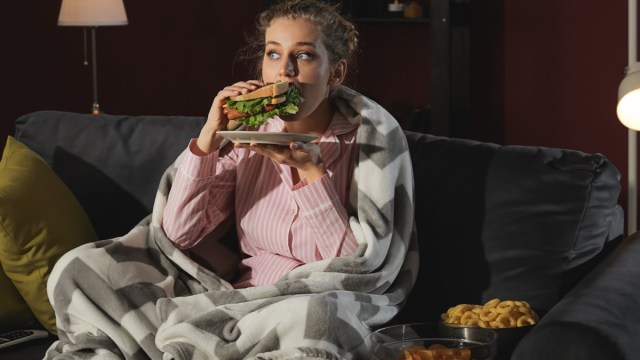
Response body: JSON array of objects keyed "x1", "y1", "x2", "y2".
[
  {"x1": 267, "y1": 51, "x2": 280, "y2": 60},
  {"x1": 296, "y1": 52, "x2": 313, "y2": 60}
]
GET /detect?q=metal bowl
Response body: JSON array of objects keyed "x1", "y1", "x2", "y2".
[{"x1": 370, "y1": 322, "x2": 497, "y2": 360}]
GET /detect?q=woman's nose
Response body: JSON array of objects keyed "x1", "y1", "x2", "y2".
[{"x1": 279, "y1": 57, "x2": 297, "y2": 77}]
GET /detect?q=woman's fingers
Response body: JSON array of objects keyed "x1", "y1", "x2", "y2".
[
  {"x1": 225, "y1": 80, "x2": 264, "y2": 97},
  {"x1": 236, "y1": 143, "x2": 288, "y2": 158},
  {"x1": 210, "y1": 79, "x2": 264, "y2": 123},
  {"x1": 198, "y1": 80, "x2": 265, "y2": 154}
]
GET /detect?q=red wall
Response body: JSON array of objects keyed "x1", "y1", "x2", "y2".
[
  {"x1": 353, "y1": 21, "x2": 429, "y2": 128},
  {"x1": 2, "y1": 0, "x2": 633, "y2": 227},
  {"x1": 503, "y1": 0, "x2": 627, "y2": 151},
  {"x1": 2, "y1": 0, "x2": 263, "y2": 146},
  {"x1": 500, "y1": 0, "x2": 630, "y2": 227}
]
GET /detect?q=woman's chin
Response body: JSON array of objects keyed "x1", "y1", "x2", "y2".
[{"x1": 279, "y1": 114, "x2": 300, "y2": 122}]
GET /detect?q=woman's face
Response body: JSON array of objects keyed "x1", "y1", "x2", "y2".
[{"x1": 262, "y1": 18, "x2": 344, "y2": 121}]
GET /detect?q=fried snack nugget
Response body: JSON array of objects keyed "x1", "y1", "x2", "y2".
[
  {"x1": 441, "y1": 298, "x2": 538, "y2": 329},
  {"x1": 400, "y1": 344, "x2": 471, "y2": 360}
]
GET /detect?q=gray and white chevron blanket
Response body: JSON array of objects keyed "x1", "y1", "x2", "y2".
[{"x1": 45, "y1": 86, "x2": 418, "y2": 360}]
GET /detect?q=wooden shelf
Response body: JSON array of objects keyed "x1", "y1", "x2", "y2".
[
  {"x1": 429, "y1": 0, "x2": 471, "y2": 137},
  {"x1": 355, "y1": 0, "x2": 471, "y2": 138}
]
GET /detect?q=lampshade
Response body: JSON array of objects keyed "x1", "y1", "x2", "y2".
[
  {"x1": 58, "y1": 0, "x2": 128, "y2": 26},
  {"x1": 618, "y1": 63, "x2": 640, "y2": 130}
]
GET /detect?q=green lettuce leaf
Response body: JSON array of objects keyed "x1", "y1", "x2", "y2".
[
  {"x1": 226, "y1": 84, "x2": 304, "y2": 126},
  {"x1": 237, "y1": 103, "x2": 300, "y2": 127}
]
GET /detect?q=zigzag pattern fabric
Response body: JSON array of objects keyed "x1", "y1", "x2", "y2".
[{"x1": 44, "y1": 86, "x2": 418, "y2": 360}]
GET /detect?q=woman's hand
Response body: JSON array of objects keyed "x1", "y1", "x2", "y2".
[
  {"x1": 237, "y1": 141, "x2": 326, "y2": 183},
  {"x1": 195, "y1": 80, "x2": 264, "y2": 155}
]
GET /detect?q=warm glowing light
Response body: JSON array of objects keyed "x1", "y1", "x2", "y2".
[
  {"x1": 617, "y1": 66, "x2": 640, "y2": 130},
  {"x1": 618, "y1": 88, "x2": 640, "y2": 130},
  {"x1": 58, "y1": 0, "x2": 128, "y2": 27}
]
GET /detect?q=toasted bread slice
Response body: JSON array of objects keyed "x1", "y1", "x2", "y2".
[
  {"x1": 269, "y1": 95, "x2": 286, "y2": 104},
  {"x1": 231, "y1": 81, "x2": 290, "y2": 101}
]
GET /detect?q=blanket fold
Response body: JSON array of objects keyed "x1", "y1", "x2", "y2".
[{"x1": 45, "y1": 86, "x2": 418, "y2": 360}]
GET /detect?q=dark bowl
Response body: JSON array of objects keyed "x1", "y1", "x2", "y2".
[{"x1": 370, "y1": 322, "x2": 497, "y2": 360}]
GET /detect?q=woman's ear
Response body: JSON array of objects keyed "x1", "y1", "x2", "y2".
[{"x1": 329, "y1": 60, "x2": 348, "y2": 86}]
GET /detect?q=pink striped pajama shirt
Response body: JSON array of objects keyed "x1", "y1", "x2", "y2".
[{"x1": 162, "y1": 113, "x2": 359, "y2": 288}]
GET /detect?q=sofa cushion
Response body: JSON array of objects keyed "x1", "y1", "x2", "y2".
[
  {"x1": 482, "y1": 145, "x2": 623, "y2": 313},
  {"x1": 397, "y1": 131, "x2": 623, "y2": 323},
  {"x1": 14, "y1": 111, "x2": 206, "y2": 239},
  {"x1": 0, "y1": 136, "x2": 98, "y2": 333},
  {"x1": 0, "y1": 266, "x2": 40, "y2": 332}
]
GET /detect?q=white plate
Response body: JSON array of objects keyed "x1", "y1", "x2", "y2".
[{"x1": 217, "y1": 131, "x2": 319, "y2": 145}]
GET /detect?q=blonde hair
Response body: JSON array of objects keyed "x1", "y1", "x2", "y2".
[{"x1": 240, "y1": 0, "x2": 359, "y2": 79}]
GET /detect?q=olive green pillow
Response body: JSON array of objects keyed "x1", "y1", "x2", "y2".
[
  {"x1": 0, "y1": 136, "x2": 98, "y2": 334},
  {"x1": 0, "y1": 265, "x2": 40, "y2": 332}
]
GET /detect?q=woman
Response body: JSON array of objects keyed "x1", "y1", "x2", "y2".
[
  {"x1": 162, "y1": 0, "x2": 360, "y2": 288},
  {"x1": 46, "y1": 1, "x2": 416, "y2": 359}
]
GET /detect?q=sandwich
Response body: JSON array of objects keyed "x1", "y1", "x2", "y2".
[{"x1": 224, "y1": 81, "x2": 304, "y2": 128}]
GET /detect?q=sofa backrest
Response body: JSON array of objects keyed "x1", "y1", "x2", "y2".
[
  {"x1": 14, "y1": 111, "x2": 206, "y2": 239},
  {"x1": 14, "y1": 111, "x2": 624, "y2": 324},
  {"x1": 397, "y1": 131, "x2": 624, "y2": 323}
]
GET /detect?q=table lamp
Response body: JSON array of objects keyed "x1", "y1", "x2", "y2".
[
  {"x1": 617, "y1": 0, "x2": 639, "y2": 234},
  {"x1": 58, "y1": 0, "x2": 128, "y2": 115}
]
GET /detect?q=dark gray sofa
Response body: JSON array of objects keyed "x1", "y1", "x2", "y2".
[{"x1": 3, "y1": 110, "x2": 640, "y2": 359}]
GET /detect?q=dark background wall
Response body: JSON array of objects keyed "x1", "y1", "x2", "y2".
[{"x1": 1, "y1": 0, "x2": 634, "y2": 226}]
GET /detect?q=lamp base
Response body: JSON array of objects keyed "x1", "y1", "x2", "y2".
[{"x1": 92, "y1": 103, "x2": 101, "y2": 115}]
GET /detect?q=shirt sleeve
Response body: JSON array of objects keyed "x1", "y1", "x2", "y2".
[
  {"x1": 162, "y1": 139, "x2": 236, "y2": 249},
  {"x1": 292, "y1": 174, "x2": 358, "y2": 258}
]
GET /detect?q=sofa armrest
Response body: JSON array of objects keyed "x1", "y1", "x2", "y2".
[{"x1": 512, "y1": 232, "x2": 640, "y2": 360}]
